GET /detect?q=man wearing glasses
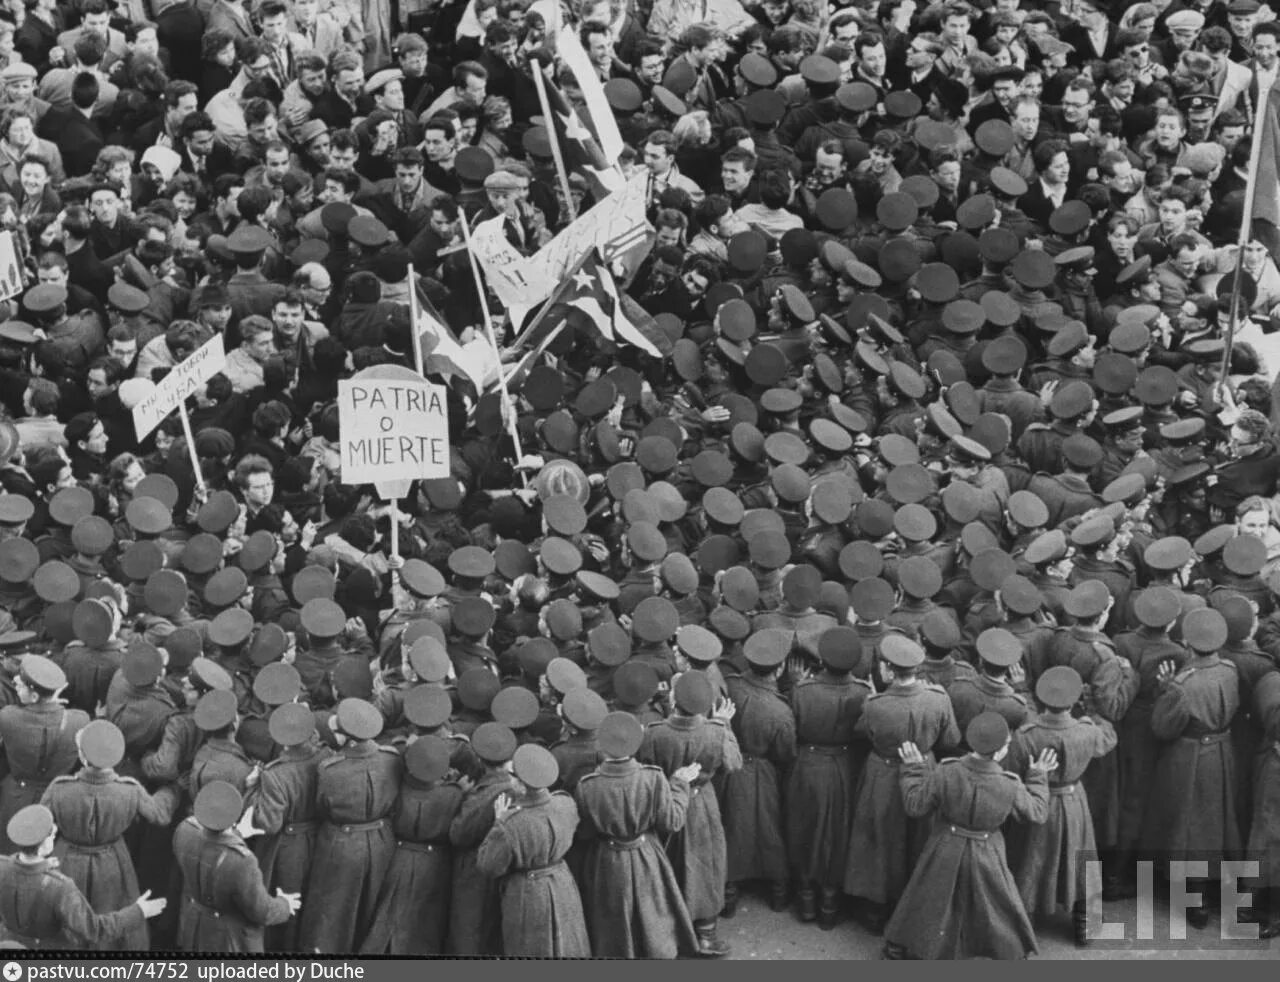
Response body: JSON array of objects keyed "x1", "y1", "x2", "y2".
[{"x1": 1047, "y1": 78, "x2": 1095, "y2": 145}]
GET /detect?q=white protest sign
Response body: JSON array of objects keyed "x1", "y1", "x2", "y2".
[
  {"x1": 472, "y1": 171, "x2": 650, "y2": 318},
  {"x1": 131, "y1": 333, "x2": 226, "y2": 440},
  {"x1": 0, "y1": 231, "x2": 23, "y2": 301},
  {"x1": 339, "y1": 369, "x2": 451, "y2": 485}
]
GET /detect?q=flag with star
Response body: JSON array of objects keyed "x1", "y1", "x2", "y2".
[
  {"x1": 562, "y1": 249, "x2": 661, "y2": 356},
  {"x1": 538, "y1": 69, "x2": 623, "y2": 200},
  {"x1": 412, "y1": 275, "x2": 500, "y2": 396}
]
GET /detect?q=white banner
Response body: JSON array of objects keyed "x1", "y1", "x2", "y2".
[
  {"x1": 472, "y1": 172, "x2": 650, "y2": 317},
  {"x1": 338, "y1": 376, "x2": 451, "y2": 484},
  {"x1": 132, "y1": 334, "x2": 226, "y2": 439}
]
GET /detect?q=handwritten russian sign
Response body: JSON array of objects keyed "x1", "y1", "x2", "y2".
[{"x1": 132, "y1": 334, "x2": 226, "y2": 439}]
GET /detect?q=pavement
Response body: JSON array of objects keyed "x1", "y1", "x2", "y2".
[{"x1": 719, "y1": 885, "x2": 1280, "y2": 960}]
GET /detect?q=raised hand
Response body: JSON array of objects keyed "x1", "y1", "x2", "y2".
[
  {"x1": 494, "y1": 792, "x2": 519, "y2": 822},
  {"x1": 711, "y1": 697, "x2": 736, "y2": 723}
]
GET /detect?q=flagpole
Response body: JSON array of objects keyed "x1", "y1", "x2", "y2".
[
  {"x1": 407, "y1": 263, "x2": 425, "y2": 376},
  {"x1": 458, "y1": 210, "x2": 528, "y2": 484},
  {"x1": 531, "y1": 65, "x2": 579, "y2": 223},
  {"x1": 1221, "y1": 85, "x2": 1272, "y2": 380},
  {"x1": 502, "y1": 320, "x2": 571, "y2": 389}
]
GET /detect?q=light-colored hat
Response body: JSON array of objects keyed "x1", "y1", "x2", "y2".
[
  {"x1": 1167, "y1": 9, "x2": 1206, "y2": 30},
  {"x1": 484, "y1": 169, "x2": 523, "y2": 191},
  {"x1": 1, "y1": 62, "x2": 36, "y2": 82},
  {"x1": 141, "y1": 146, "x2": 182, "y2": 184},
  {"x1": 364, "y1": 67, "x2": 404, "y2": 96}
]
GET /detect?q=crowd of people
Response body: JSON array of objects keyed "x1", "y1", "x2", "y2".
[{"x1": 0, "y1": 0, "x2": 1277, "y2": 962}]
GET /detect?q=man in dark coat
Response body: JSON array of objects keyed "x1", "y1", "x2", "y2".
[
  {"x1": 639, "y1": 672, "x2": 743, "y2": 957},
  {"x1": 297, "y1": 699, "x2": 401, "y2": 953},
  {"x1": 722, "y1": 632, "x2": 796, "y2": 917},
  {"x1": 574, "y1": 710, "x2": 702, "y2": 958},
  {"x1": 173, "y1": 782, "x2": 299, "y2": 951},
  {"x1": 0, "y1": 804, "x2": 166, "y2": 948}
]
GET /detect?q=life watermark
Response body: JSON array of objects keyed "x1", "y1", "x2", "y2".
[{"x1": 1081, "y1": 854, "x2": 1274, "y2": 949}]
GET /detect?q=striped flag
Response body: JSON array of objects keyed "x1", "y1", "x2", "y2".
[
  {"x1": 413, "y1": 280, "x2": 500, "y2": 393},
  {"x1": 537, "y1": 69, "x2": 623, "y2": 198},
  {"x1": 556, "y1": 25, "x2": 624, "y2": 165},
  {"x1": 562, "y1": 249, "x2": 661, "y2": 357}
]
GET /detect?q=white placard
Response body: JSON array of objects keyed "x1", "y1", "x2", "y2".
[
  {"x1": 0, "y1": 231, "x2": 23, "y2": 301},
  {"x1": 132, "y1": 333, "x2": 226, "y2": 439},
  {"x1": 339, "y1": 376, "x2": 451, "y2": 485}
]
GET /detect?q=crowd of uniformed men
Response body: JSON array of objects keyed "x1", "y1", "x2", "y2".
[{"x1": 0, "y1": 0, "x2": 1277, "y2": 960}]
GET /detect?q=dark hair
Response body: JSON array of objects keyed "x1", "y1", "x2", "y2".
[
  {"x1": 390, "y1": 146, "x2": 424, "y2": 168},
  {"x1": 453, "y1": 60, "x2": 488, "y2": 86},
  {"x1": 71, "y1": 72, "x2": 100, "y2": 111},
  {"x1": 757, "y1": 168, "x2": 791, "y2": 209},
  {"x1": 73, "y1": 31, "x2": 108, "y2": 67},
  {"x1": 236, "y1": 185, "x2": 273, "y2": 223},
  {"x1": 722, "y1": 146, "x2": 757, "y2": 171},
  {"x1": 1254, "y1": 21, "x2": 1280, "y2": 42},
  {"x1": 485, "y1": 20, "x2": 517, "y2": 44},
  {"x1": 180, "y1": 111, "x2": 215, "y2": 140},
  {"x1": 322, "y1": 168, "x2": 360, "y2": 196},
  {"x1": 243, "y1": 98, "x2": 275, "y2": 127},
  {"x1": 331, "y1": 129, "x2": 359, "y2": 153},
  {"x1": 201, "y1": 28, "x2": 235, "y2": 59},
  {"x1": 87, "y1": 355, "x2": 126, "y2": 385},
  {"x1": 1032, "y1": 138, "x2": 1068, "y2": 172},
  {"x1": 422, "y1": 115, "x2": 456, "y2": 140}
]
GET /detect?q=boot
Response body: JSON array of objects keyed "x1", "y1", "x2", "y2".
[
  {"x1": 694, "y1": 919, "x2": 730, "y2": 957},
  {"x1": 1072, "y1": 901, "x2": 1090, "y2": 947},
  {"x1": 769, "y1": 881, "x2": 790, "y2": 913},
  {"x1": 797, "y1": 887, "x2": 817, "y2": 922},
  {"x1": 819, "y1": 887, "x2": 841, "y2": 931},
  {"x1": 1103, "y1": 850, "x2": 1136, "y2": 900},
  {"x1": 721, "y1": 882, "x2": 739, "y2": 919},
  {"x1": 882, "y1": 942, "x2": 908, "y2": 960},
  {"x1": 859, "y1": 900, "x2": 889, "y2": 935}
]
